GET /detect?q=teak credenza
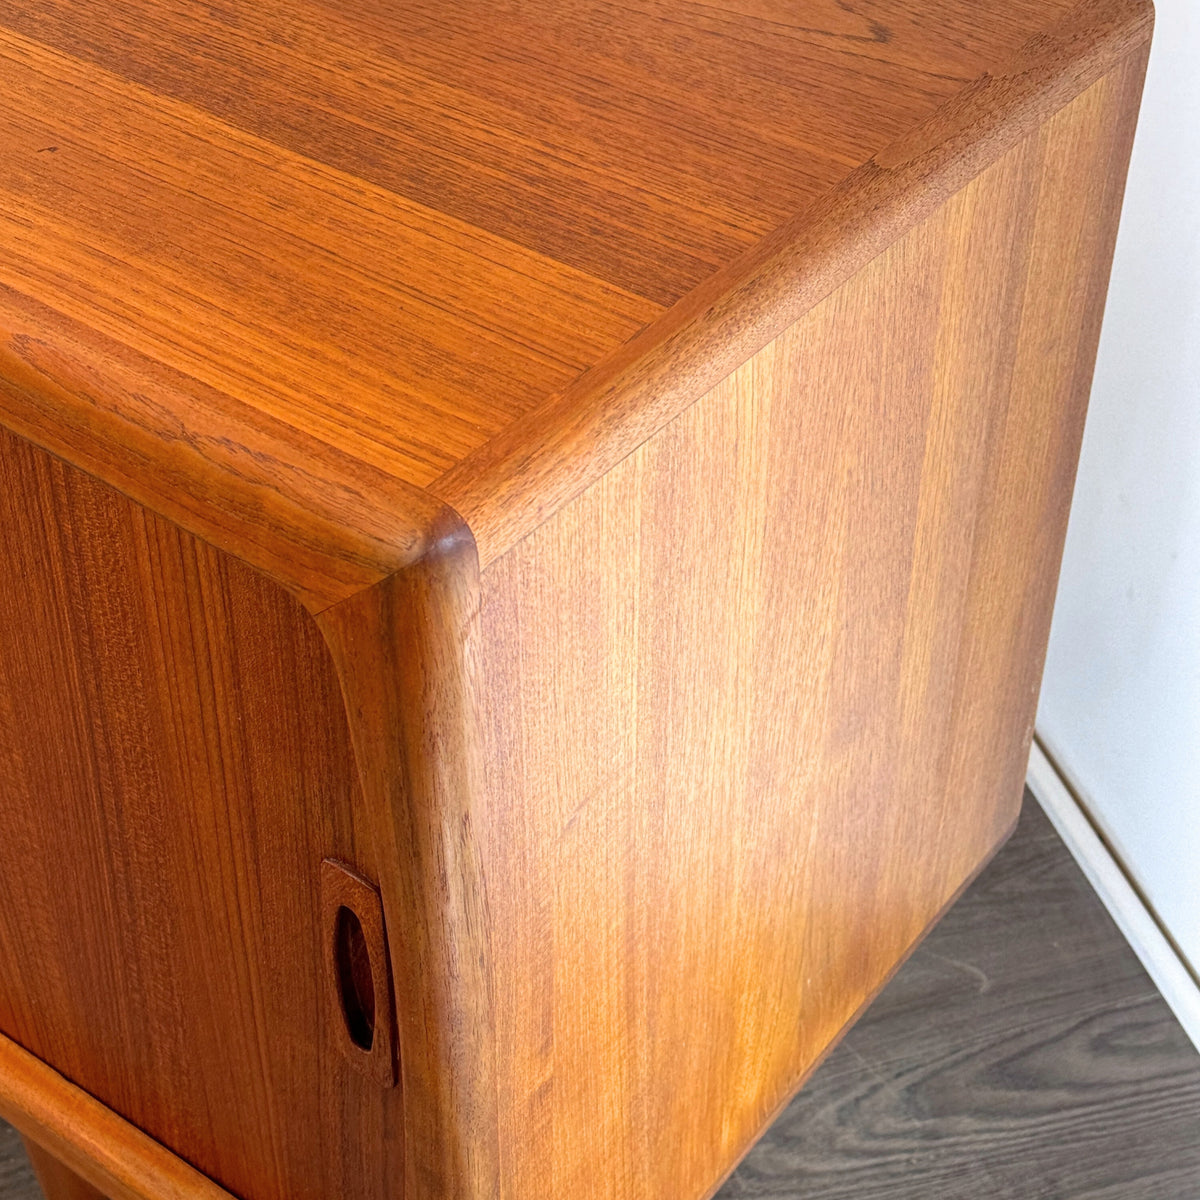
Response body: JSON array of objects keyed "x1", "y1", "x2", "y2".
[{"x1": 0, "y1": 1, "x2": 1150, "y2": 1197}]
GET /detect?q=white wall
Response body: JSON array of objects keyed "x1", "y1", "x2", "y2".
[{"x1": 1038, "y1": 0, "x2": 1200, "y2": 987}]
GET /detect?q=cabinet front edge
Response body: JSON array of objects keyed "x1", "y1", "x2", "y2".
[{"x1": 313, "y1": 509, "x2": 500, "y2": 1200}]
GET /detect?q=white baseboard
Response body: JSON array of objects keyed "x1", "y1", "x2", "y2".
[{"x1": 1026, "y1": 738, "x2": 1200, "y2": 1053}]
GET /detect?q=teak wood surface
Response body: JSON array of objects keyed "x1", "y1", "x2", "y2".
[{"x1": 0, "y1": 1, "x2": 1150, "y2": 1198}]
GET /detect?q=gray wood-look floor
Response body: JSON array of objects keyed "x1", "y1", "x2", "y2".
[{"x1": 3, "y1": 794, "x2": 1199, "y2": 1199}]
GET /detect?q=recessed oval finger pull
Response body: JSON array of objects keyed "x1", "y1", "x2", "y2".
[
  {"x1": 320, "y1": 859, "x2": 398, "y2": 1087},
  {"x1": 334, "y1": 904, "x2": 376, "y2": 1051}
]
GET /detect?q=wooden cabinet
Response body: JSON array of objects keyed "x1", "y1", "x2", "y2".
[{"x1": 0, "y1": 1, "x2": 1150, "y2": 1197}]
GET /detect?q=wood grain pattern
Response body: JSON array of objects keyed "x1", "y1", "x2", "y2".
[
  {"x1": 4, "y1": 802, "x2": 1197, "y2": 1200},
  {"x1": 0, "y1": 0, "x2": 1150, "y2": 604},
  {"x1": 432, "y1": 0, "x2": 1153, "y2": 565},
  {"x1": 0, "y1": 28, "x2": 660, "y2": 472},
  {"x1": 0, "y1": 283, "x2": 447, "y2": 613},
  {"x1": 2, "y1": 0, "x2": 1076, "y2": 304},
  {"x1": 0, "y1": 1035, "x2": 232, "y2": 1200},
  {"x1": 474, "y1": 56, "x2": 1145, "y2": 1199},
  {"x1": 0, "y1": 2, "x2": 1151, "y2": 1198},
  {"x1": 719, "y1": 800, "x2": 1200, "y2": 1200},
  {"x1": 0, "y1": 424, "x2": 405, "y2": 1200}
]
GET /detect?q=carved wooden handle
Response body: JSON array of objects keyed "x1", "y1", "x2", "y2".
[{"x1": 320, "y1": 859, "x2": 398, "y2": 1088}]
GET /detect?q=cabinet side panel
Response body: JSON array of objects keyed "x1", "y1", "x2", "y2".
[
  {"x1": 0, "y1": 427, "x2": 403, "y2": 1199},
  {"x1": 478, "y1": 56, "x2": 1144, "y2": 1200}
]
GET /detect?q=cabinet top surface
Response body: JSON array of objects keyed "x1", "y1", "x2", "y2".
[{"x1": 0, "y1": 0, "x2": 1150, "y2": 605}]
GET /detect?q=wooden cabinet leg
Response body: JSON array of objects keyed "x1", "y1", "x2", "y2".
[{"x1": 21, "y1": 1139, "x2": 109, "y2": 1200}]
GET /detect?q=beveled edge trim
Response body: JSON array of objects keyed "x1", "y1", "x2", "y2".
[
  {"x1": 314, "y1": 509, "x2": 500, "y2": 1200},
  {"x1": 431, "y1": 0, "x2": 1155, "y2": 570},
  {"x1": 0, "y1": 1030, "x2": 238, "y2": 1200},
  {"x1": 0, "y1": 284, "x2": 446, "y2": 615}
]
